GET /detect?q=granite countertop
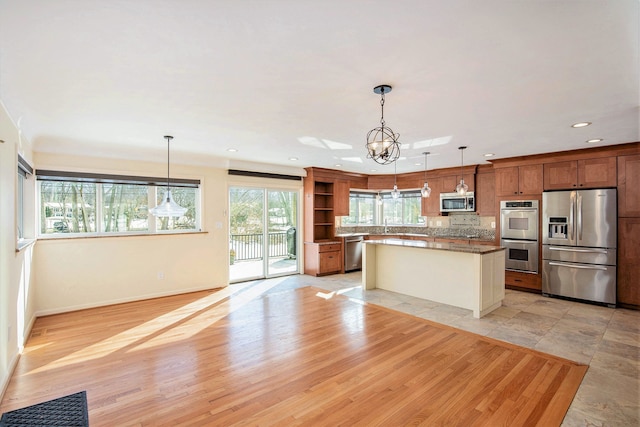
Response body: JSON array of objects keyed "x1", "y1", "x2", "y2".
[
  {"x1": 364, "y1": 238, "x2": 504, "y2": 254},
  {"x1": 335, "y1": 233, "x2": 495, "y2": 242}
]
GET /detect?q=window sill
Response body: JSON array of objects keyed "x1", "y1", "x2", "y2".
[
  {"x1": 16, "y1": 239, "x2": 36, "y2": 253},
  {"x1": 36, "y1": 230, "x2": 208, "y2": 241}
]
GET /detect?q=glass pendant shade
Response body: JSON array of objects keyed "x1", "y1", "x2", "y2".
[
  {"x1": 150, "y1": 189, "x2": 188, "y2": 217},
  {"x1": 391, "y1": 184, "x2": 400, "y2": 199},
  {"x1": 421, "y1": 182, "x2": 432, "y2": 198},
  {"x1": 421, "y1": 151, "x2": 431, "y2": 198},
  {"x1": 455, "y1": 146, "x2": 468, "y2": 195},
  {"x1": 376, "y1": 192, "x2": 383, "y2": 206},
  {"x1": 150, "y1": 135, "x2": 187, "y2": 217},
  {"x1": 456, "y1": 180, "x2": 468, "y2": 195}
]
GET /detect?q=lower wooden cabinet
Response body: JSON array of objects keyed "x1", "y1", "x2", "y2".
[
  {"x1": 618, "y1": 217, "x2": 640, "y2": 308},
  {"x1": 505, "y1": 270, "x2": 541, "y2": 292},
  {"x1": 304, "y1": 241, "x2": 342, "y2": 276}
]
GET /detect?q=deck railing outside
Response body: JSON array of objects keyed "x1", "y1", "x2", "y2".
[{"x1": 230, "y1": 231, "x2": 295, "y2": 261}]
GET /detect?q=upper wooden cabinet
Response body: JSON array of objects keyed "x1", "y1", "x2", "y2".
[
  {"x1": 333, "y1": 180, "x2": 350, "y2": 217},
  {"x1": 475, "y1": 169, "x2": 495, "y2": 216},
  {"x1": 544, "y1": 157, "x2": 617, "y2": 190},
  {"x1": 618, "y1": 154, "x2": 640, "y2": 217},
  {"x1": 442, "y1": 173, "x2": 475, "y2": 193},
  {"x1": 495, "y1": 165, "x2": 543, "y2": 197},
  {"x1": 421, "y1": 177, "x2": 443, "y2": 217}
]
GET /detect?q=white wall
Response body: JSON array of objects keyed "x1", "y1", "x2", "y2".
[
  {"x1": 32, "y1": 152, "x2": 230, "y2": 315},
  {"x1": 0, "y1": 102, "x2": 36, "y2": 399}
]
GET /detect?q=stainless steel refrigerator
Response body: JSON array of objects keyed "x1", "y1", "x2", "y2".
[{"x1": 542, "y1": 189, "x2": 617, "y2": 306}]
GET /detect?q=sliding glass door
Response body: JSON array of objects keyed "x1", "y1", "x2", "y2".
[{"x1": 229, "y1": 186, "x2": 299, "y2": 282}]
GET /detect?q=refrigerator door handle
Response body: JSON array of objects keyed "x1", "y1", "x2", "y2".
[
  {"x1": 569, "y1": 192, "x2": 575, "y2": 241},
  {"x1": 548, "y1": 261, "x2": 608, "y2": 271},
  {"x1": 548, "y1": 246, "x2": 609, "y2": 254},
  {"x1": 577, "y1": 193, "x2": 583, "y2": 241}
]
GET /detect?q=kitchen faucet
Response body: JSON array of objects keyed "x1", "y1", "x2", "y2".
[{"x1": 384, "y1": 218, "x2": 389, "y2": 234}]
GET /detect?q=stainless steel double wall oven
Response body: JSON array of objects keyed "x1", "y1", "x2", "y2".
[{"x1": 500, "y1": 200, "x2": 539, "y2": 274}]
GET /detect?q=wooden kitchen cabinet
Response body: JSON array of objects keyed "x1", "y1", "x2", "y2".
[
  {"x1": 618, "y1": 217, "x2": 640, "y2": 308},
  {"x1": 304, "y1": 168, "x2": 343, "y2": 276},
  {"x1": 544, "y1": 157, "x2": 616, "y2": 190},
  {"x1": 304, "y1": 242, "x2": 342, "y2": 276},
  {"x1": 495, "y1": 165, "x2": 543, "y2": 197},
  {"x1": 421, "y1": 177, "x2": 443, "y2": 217},
  {"x1": 475, "y1": 168, "x2": 496, "y2": 216},
  {"x1": 505, "y1": 270, "x2": 541, "y2": 292},
  {"x1": 618, "y1": 154, "x2": 640, "y2": 217},
  {"x1": 333, "y1": 180, "x2": 350, "y2": 217}
]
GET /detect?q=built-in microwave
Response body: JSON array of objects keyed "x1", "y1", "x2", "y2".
[{"x1": 440, "y1": 192, "x2": 475, "y2": 213}]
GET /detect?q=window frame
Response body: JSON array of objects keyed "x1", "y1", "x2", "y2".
[
  {"x1": 380, "y1": 190, "x2": 425, "y2": 226},
  {"x1": 17, "y1": 155, "x2": 33, "y2": 245},
  {"x1": 36, "y1": 170, "x2": 202, "y2": 238}
]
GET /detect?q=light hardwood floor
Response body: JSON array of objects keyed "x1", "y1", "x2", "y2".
[{"x1": 1, "y1": 279, "x2": 588, "y2": 426}]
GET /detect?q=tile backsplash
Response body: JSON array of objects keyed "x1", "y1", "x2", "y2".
[{"x1": 336, "y1": 214, "x2": 496, "y2": 239}]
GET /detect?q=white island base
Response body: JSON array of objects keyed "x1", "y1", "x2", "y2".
[{"x1": 363, "y1": 240, "x2": 506, "y2": 318}]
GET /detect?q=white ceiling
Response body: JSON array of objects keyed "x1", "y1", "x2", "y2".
[{"x1": 1, "y1": 0, "x2": 638, "y2": 176}]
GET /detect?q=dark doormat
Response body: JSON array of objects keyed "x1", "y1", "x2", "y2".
[{"x1": 0, "y1": 391, "x2": 88, "y2": 427}]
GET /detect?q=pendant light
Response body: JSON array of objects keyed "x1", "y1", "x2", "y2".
[
  {"x1": 391, "y1": 161, "x2": 400, "y2": 199},
  {"x1": 366, "y1": 84, "x2": 401, "y2": 165},
  {"x1": 150, "y1": 135, "x2": 188, "y2": 217},
  {"x1": 456, "y1": 146, "x2": 468, "y2": 195},
  {"x1": 376, "y1": 192, "x2": 383, "y2": 206},
  {"x1": 421, "y1": 151, "x2": 432, "y2": 198}
]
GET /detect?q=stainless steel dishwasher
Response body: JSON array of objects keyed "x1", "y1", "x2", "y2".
[{"x1": 344, "y1": 236, "x2": 363, "y2": 272}]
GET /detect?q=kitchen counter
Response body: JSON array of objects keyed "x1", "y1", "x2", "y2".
[
  {"x1": 364, "y1": 238, "x2": 503, "y2": 254},
  {"x1": 336, "y1": 232, "x2": 496, "y2": 244},
  {"x1": 363, "y1": 239, "x2": 505, "y2": 318}
]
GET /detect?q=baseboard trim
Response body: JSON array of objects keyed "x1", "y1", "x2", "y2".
[
  {"x1": 34, "y1": 284, "x2": 226, "y2": 318},
  {"x1": 0, "y1": 352, "x2": 20, "y2": 406}
]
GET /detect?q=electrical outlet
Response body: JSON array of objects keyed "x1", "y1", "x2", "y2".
[
  {"x1": 429, "y1": 221, "x2": 433, "y2": 227},
  {"x1": 216, "y1": 221, "x2": 222, "y2": 229},
  {"x1": 157, "y1": 271, "x2": 164, "y2": 280},
  {"x1": 436, "y1": 220, "x2": 442, "y2": 226},
  {"x1": 491, "y1": 221, "x2": 496, "y2": 229}
]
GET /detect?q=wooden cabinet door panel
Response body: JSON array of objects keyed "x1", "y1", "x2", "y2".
[
  {"x1": 476, "y1": 172, "x2": 495, "y2": 216},
  {"x1": 618, "y1": 155, "x2": 640, "y2": 217},
  {"x1": 421, "y1": 177, "x2": 442, "y2": 216},
  {"x1": 320, "y1": 251, "x2": 342, "y2": 274},
  {"x1": 618, "y1": 218, "x2": 640, "y2": 307},
  {"x1": 578, "y1": 157, "x2": 617, "y2": 189},
  {"x1": 518, "y1": 164, "x2": 543, "y2": 195},
  {"x1": 333, "y1": 180, "x2": 350, "y2": 217},
  {"x1": 544, "y1": 161, "x2": 577, "y2": 190},
  {"x1": 495, "y1": 167, "x2": 519, "y2": 196}
]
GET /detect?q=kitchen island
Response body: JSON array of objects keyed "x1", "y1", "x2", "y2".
[{"x1": 363, "y1": 239, "x2": 505, "y2": 318}]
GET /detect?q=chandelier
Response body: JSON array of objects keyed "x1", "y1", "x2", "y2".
[{"x1": 366, "y1": 84, "x2": 400, "y2": 165}]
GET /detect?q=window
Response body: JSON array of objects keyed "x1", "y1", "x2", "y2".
[
  {"x1": 381, "y1": 190, "x2": 425, "y2": 225},
  {"x1": 36, "y1": 170, "x2": 200, "y2": 236},
  {"x1": 342, "y1": 192, "x2": 376, "y2": 225},
  {"x1": 17, "y1": 155, "x2": 33, "y2": 242}
]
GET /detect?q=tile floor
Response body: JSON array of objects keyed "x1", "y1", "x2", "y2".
[{"x1": 230, "y1": 272, "x2": 640, "y2": 426}]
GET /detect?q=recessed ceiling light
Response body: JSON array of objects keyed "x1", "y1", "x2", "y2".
[
  {"x1": 227, "y1": 148, "x2": 238, "y2": 152},
  {"x1": 335, "y1": 164, "x2": 342, "y2": 167},
  {"x1": 415, "y1": 162, "x2": 421, "y2": 166},
  {"x1": 586, "y1": 139, "x2": 603, "y2": 143},
  {"x1": 289, "y1": 157, "x2": 298, "y2": 161},
  {"x1": 483, "y1": 153, "x2": 495, "y2": 157},
  {"x1": 571, "y1": 122, "x2": 591, "y2": 128},
  {"x1": 370, "y1": 169, "x2": 377, "y2": 172}
]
